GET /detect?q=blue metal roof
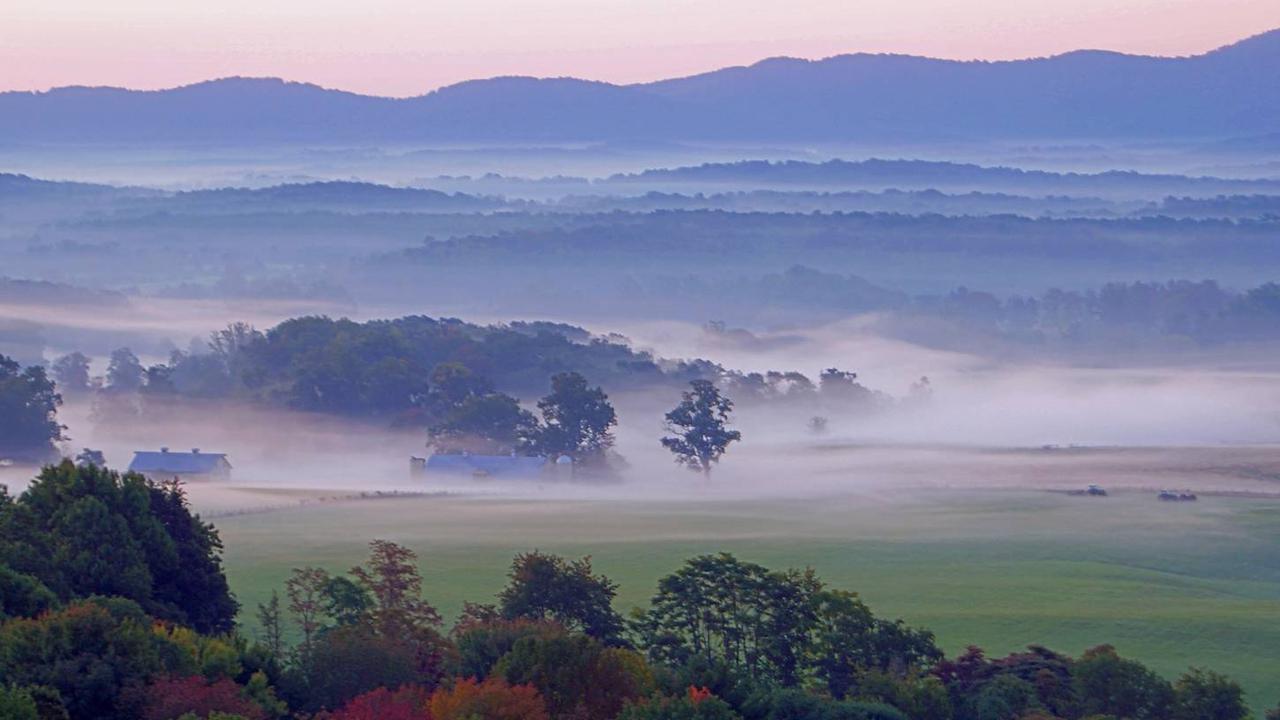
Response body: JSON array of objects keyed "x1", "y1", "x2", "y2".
[
  {"x1": 425, "y1": 454, "x2": 546, "y2": 478},
  {"x1": 128, "y1": 450, "x2": 230, "y2": 474}
]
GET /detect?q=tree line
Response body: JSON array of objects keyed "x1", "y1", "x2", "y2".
[
  {"x1": 7, "y1": 313, "x2": 920, "y2": 470},
  {"x1": 0, "y1": 461, "x2": 1274, "y2": 720},
  {"x1": 907, "y1": 281, "x2": 1280, "y2": 347},
  {"x1": 1, "y1": 345, "x2": 746, "y2": 477},
  {"x1": 41, "y1": 316, "x2": 903, "y2": 423}
]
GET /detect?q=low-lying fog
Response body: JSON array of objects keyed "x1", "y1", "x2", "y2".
[
  {"x1": 2, "y1": 139, "x2": 1272, "y2": 190},
  {"x1": 9, "y1": 297, "x2": 1280, "y2": 512}
]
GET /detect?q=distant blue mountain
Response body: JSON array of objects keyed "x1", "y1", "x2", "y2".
[{"x1": 1, "y1": 30, "x2": 1278, "y2": 143}]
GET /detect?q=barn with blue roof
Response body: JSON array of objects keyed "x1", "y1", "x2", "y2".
[
  {"x1": 128, "y1": 447, "x2": 232, "y2": 481},
  {"x1": 423, "y1": 453, "x2": 548, "y2": 479}
]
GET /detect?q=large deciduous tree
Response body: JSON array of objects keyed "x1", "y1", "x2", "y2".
[
  {"x1": 278, "y1": 541, "x2": 449, "y2": 713},
  {"x1": 498, "y1": 551, "x2": 626, "y2": 645},
  {"x1": 105, "y1": 348, "x2": 145, "y2": 393},
  {"x1": 1072, "y1": 644, "x2": 1174, "y2": 720},
  {"x1": 0, "y1": 598, "x2": 182, "y2": 720},
  {"x1": 536, "y1": 371, "x2": 617, "y2": 465},
  {"x1": 350, "y1": 539, "x2": 443, "y2": 638},
  {"x1": 51, "y1": 351, "x2": 92, "y2": 395},
  {"x1": 635, "y1": 553, "x2": 938, "y2": 692},
  {"x1": 661, "y1": 380, "x2": 741, "y2": 477},
  {"x1": 494, "y1": 633, "x2": 652, "y2": 719},
  {"x1": 428, "y1": 392, "x2": 541, "y2": 455},
  {"x1": 0, "y1": 354, "x2": 65, "y2": 461},
  {"x1": 1173, "y1": 668, "x2": 1249, "y2": 720},
  {"x1": 0, "y1": 462, "x2": 238, "y2": 633}
]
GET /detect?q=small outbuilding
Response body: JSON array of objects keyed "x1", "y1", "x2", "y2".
[{"x1": 128, "y1": 448, "x2": 232, "y2": 481}]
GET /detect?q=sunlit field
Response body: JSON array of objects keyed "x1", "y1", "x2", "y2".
[{"x1": 215, "y1": 479, "x2": 1280, "y2": 712}]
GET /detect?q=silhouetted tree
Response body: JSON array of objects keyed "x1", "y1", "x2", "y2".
[
  {"x1": 208, "y1": 321, "x2": 264, "y2": 386},
  {"x1": 661, "y1": 380, "x2": 741, "y2": 477},
  {"x1": 142, "y1": 364, "x2": 176, "y2": 395},
  {"x1": 536, "y1": 372, "x2": 617, "y2": 463},
  {"x1": 105, "y1": 348, "x2": 145, "y2": 392},
  {"x1": 75, "y1": 448, "x2": 106, "y2": 467},
  {"x1": 51, "y1": 352, "x2": 92, "y2": 395},
  {"x1": 0, "y1": 354, "x2": 65, "y2": 460}
]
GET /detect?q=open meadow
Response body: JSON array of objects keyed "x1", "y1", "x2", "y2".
[{"x1": 209, "y1": 449, "x2": 1280, "y2": 713}]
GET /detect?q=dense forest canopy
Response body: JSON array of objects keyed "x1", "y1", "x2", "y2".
[{"x1": 150, "y1": 315, "x2": 696, "y2": 416}]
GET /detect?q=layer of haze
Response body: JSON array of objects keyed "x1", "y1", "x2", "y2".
[
  {"x1": 3, "y1": 0, "x2": 1279, "y2": 96},
  {"x1": 7, "y1": 296, "x2": 1280, "y2": 507}
]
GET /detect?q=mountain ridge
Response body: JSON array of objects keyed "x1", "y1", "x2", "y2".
[
  {"x1": 1, "y1": 29, "x2": 1277, "y2": 143},
  {"x1": 10, "y1": 28, "x2": 1278, "y2": 99}
]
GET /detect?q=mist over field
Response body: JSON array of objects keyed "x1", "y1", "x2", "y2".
[{"x1": 4, "y1": 16, "x2": 1280, "y2": 720}]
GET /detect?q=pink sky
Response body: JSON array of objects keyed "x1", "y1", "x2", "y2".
[{"x1": 3, "y1": 0, "x2": 1278, "y2": 97}]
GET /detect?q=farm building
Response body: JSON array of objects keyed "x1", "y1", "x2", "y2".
[
  {"x1": 414, "y1": 453, "x2": 573, "y2": 480},
  {"x1": 128, "y1": 448, "x2": 232, "y2": 481}
]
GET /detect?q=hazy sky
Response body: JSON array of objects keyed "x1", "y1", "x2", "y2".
[{"x1": 3, "y1": 0, "x2": 1278, "y2": 97}]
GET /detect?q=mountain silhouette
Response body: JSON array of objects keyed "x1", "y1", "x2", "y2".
[{"x1": 2, "y1": 30, "x2": 1277, "y2": 143}]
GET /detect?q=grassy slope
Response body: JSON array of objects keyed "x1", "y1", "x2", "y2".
[{"x1": 216, "y1": 490, "x2": 1280, "y2": 712}]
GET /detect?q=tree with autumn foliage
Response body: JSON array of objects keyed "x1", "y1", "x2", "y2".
[
  {"x1": 276, "y1": 540, "x2": 449, "y2": 713},
  {"x1": 0, "y1": 598, "x2": 185, "y2": 720},
  {"x1": 429, "y1": 677, "x2": 550, "y2": 720},
  {"x1": 351, "y1": 539, "x2": 443, "y2": 638},
  {"x1": 139, "y1": 676, "x2": 268, "y2": 720},
  {"x1": 316, "y1": 685, "x2": 432, "y2": 720}
]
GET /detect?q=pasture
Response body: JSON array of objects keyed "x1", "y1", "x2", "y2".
[{"x1": 214, "y1": 483, "x2": 1280, "y2": 712}]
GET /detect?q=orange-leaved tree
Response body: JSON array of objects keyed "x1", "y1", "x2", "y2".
[{"x1": 429, "y1": 677, "x2": 549, "y2": 720}]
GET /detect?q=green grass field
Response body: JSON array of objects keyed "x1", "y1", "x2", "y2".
[{"x1": 215, "y1": 488, "x2": 1280, "y2": 712}]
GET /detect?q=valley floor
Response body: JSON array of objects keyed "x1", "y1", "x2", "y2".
[{"x1": 205, "y1": 445, "x2": 1280, "y2": 713}]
